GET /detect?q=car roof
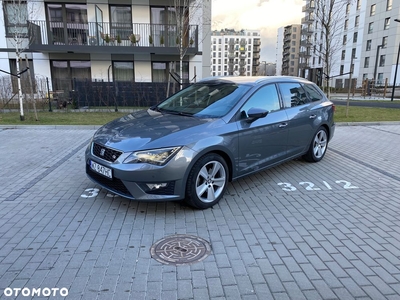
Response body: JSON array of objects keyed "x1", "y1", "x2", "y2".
[{"x1": 199, "y1": 76, "x2": 313, "y2": 86}]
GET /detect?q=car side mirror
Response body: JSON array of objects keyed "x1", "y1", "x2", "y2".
[{"x1": 246, "y1": 107, "x2": 269, "y2": 123}]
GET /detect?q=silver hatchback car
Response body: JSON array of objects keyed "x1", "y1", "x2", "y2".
[{"x1": 85, "y1": 76, "x2": 335, "y2": 209}]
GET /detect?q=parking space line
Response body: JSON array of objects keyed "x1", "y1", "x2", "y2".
[
  {"x1": 329, "y1": 148, "x2": 400, "y2": 182},
  {"x1": 4, "y1": 138, "x2": 91, "y2": 201}
]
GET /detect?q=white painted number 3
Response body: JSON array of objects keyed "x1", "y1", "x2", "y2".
[{"x1": 81, "y1": 188, "x2": 99, "y2": 198}]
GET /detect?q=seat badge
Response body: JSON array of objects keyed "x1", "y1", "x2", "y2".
[{"x1": 100, "y1": 148, "x2": 106, "y2": 156}]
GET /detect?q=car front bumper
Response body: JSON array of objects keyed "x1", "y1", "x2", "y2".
[{"x1": 85, "y1": 143, "x2": 196, "y2": 201}]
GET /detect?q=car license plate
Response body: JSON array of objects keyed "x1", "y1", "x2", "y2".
[{"x1": 90, "y1": 160, "x2": 112, "y2": 179}]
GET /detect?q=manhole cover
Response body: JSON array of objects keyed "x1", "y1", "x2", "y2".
[{"x1": 150, "y1": 234, "x2": 211, "y2": 265}]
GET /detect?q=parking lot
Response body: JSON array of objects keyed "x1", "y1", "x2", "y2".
[{"x1": 1, "y1": 123, "x2": 400, "y2": 299}]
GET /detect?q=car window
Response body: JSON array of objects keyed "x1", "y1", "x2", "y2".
[
  {"x1": 278, "y1": 83, "x2": 309, "y2": 108},
  {"x1": 240, "y1": 84, "x2": 281, "y2": 117},
  {"x1": 301, "y1": 83, "x2": 324, "y2": 102}
]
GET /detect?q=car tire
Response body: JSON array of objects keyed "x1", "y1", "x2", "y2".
[
  {"x1": 303, "y1": 127, "x2": 328, "y2": 162},
  {"x1": 185, "y1": 153, "x2": 229, "y2": 209}
]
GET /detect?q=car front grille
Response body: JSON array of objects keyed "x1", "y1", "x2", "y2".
[
  {"x1": 92, "y1": 143, "x2": 123, "y2": 162},
  {"x1": 86, "y1": 165, "x2": 132, "y2": 198}
]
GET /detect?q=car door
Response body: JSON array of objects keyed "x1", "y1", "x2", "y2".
[
  {"x1": 236, "y1": 84, "x2": 289, "y2": 176},
  {"x1": 277, "y1": 82, "x2": 322, "y2": 158}
]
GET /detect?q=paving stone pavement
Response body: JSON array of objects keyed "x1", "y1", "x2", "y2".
[{"x1": 0, "y1": 124, "x2": 400, "y2": 300}]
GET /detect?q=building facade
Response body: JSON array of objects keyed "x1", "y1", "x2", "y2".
[
  {"x1": 276, "y1": 24, "x2": 301, "y2": 76},
  {"x1": 299, "y1": 0, "x2": 400, "y2": 89},
  {"x1": 210, "y1": 29, "x2": 261, "y2": 77},
  {"x1": 0, "y1": 0, "x2": 211, "y2": 103}
]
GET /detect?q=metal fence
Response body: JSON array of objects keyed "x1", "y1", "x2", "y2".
[
  {"x1": 0, "y1": 75, "x2": 189, "y2": 110},
  {"x1": 68, "y1": 79, "x2": 189, "y2": 109}
]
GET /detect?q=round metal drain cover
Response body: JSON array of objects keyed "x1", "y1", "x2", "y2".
[{"x1": 150, "y1": 234, "x2": 211, "y2": 265}]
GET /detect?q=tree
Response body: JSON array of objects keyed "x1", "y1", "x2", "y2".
[
  {"x1": 171, "y1": 0, "x2": 209, "y2": 90},
  {"x1": 3, "y1": 0, "x2": 38, "y2": 120},
  {"x1": 312, "y1": 0, "x2": 353, "y2": 98}
]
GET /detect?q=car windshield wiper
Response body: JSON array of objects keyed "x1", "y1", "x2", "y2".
[
  {"x1": 159, "y1": 108, "x2": 194, "y2": 117},
  {"x1": 150, "y1": 106, "x2": 163, "y2": 112}
]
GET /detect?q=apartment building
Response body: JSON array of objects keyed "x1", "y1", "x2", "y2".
[
  {"x1": 210, "y1": 29, "x2": 261, "y2": 77},
  {"x1": 299, "y1": 0, "x2": 400, "y2": 89},
  {"x1": 276, "y1": 24, "x2": 301, "y2": 76},
  {"x1": 0, "y1": 0, "x2": 211, "y2": 101}
]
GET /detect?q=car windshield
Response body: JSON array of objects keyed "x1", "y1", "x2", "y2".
[{"x1": 156, "y1": 81, "x2": 251, "y2": 118}]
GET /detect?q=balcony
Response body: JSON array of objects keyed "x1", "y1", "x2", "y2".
[
  {"x1": 28, "y1": 21, "x2": 199, "y2": 55},
  {"x1": 302, "y1": 2, "x2": 315, "y2": 12},
  {"x1": 253, "y1": 39, "x2": 261, "y2": 46},
  {"x1": 300, "y1": 39, "x2": 313, "y2": 47},
  {"x1": 299, "y1": 50, "x2": 311, "y2": 57},
  {"x1": 301, "y1": 27, "x2": 314, "y2": 35},
  {"x1": 301, "y1": 15, "x2": 315, "y2": 24}
]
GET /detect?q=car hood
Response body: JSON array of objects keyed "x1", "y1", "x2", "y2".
[{"x1": 93, "y1": 109, "x2": 217, "y2": 152}]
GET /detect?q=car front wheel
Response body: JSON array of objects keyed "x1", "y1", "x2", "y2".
[
  {"x1": 185, "y1": 153, "x2": 228, "y2": 209},
  {"x1": 303, "y1": 127, "x2": 328, "y2": 162}
]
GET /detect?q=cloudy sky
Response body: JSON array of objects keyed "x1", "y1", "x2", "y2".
[{"x1": 212, "y1": 0, "x2": 304, "y2": 63}]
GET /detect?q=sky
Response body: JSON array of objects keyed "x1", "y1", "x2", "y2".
[{"x1": 212, "y1": 0, "x2": 304, "y2": 63}]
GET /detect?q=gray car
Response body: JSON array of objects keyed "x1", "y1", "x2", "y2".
[{"x1": 85, "y1": 76, "x2": 335, "y2": 209}]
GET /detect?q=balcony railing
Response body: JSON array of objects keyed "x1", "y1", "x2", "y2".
[{"x1": 28, "y1": 21, "x2": 198, "y2": 54}]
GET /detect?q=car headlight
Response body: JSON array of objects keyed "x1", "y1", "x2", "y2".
[{"x1": 123, "y1": 147, "x2": 182, "y2": 166}]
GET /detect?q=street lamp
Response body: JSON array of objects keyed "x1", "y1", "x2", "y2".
[{"x1": 391, "y1": 19, "x2": 400, "y2": 102}]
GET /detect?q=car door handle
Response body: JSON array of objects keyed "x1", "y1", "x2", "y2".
[
  {"x1": 309, "y1": 114, "x2": 317, "y2": 119},
  {"x1": 279, "y1": 122, "x2": 288, "y2": 128}
]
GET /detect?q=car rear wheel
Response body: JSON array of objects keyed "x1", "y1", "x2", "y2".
[
  {"x1": 185, "y1": 153, "x2": 228, "y2": 209},
  {"x1": 303, "y1": 127, "x2": 328, "y2": 162}
]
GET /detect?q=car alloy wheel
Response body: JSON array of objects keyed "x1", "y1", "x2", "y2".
[
  {"x1": 304, "y1": 127, "x2": 328, "y2": 162},
  {"x1": 185, "y1": 153, "x2": 228, "y2": 209}
]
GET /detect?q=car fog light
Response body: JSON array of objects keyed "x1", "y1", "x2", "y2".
[{"x1": 146, "y1": 183, "x2": 168, "y2": 190}]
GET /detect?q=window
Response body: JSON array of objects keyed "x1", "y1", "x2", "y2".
[
  {"x1": 51, "y1": 60, "x2": 91, "y2": 93},
  {"x1": 151, "y1": 6, "x2": 188, "y2": 47},
  {"x1": 364, "y1": 57, "x2": 370, "y2": 68},
  {"x1": 357, "y1": 0, "x2": 361, "y2": 10},
  {"x1": 341, "y1": 50, "x2": 346, "y2": 60},
  {"x1": 382, "y1": 36, "x2": 388, "y2": 48},
  {"x1": 302, "y1": 84, "x2": 324, "y2": 102},
  {"x1": 344, "y1": 19, "x2": 349, "y2": 30},
  {"x1": 352, "y1": 48, "x2": 356, "y2": 59},
  {"x1": 368, "y1": 22, "x2": 373, "y2": 34},
  {"x1": 47, "y1": 4, "x2": 88, "y2": 45},
  {"x1": 355, "y1": 16, "x2": 359, "y2": 27},
  {"x1": 384, "y1": 18, "x2": 390, "y2": 30},
  {"x1": 343, "y1": 35, "x2": 347, "y2": 45},
  {"x1": 113, "y1": 62, "x2": 134, "y2": 81},
  {"x1": 366, "y1": 40, "x2": 372, "y2": 51},
  {"x1": 387, "y1": 0, "x2": 392, "y2": 11},
  {"x1": 353, "y1": 32, "x2": 358, "y2": 43},
  {"x1": 370, "y1": 4, "x2": 376, "y2": 16},
  {"x1": 241, "y1": 84, "x2": 281, "y2": 115},
  {"x1": 379, "y1": 55, "x2": 386, "y2": 67},
  {"x1": 346, "y1": 3, "x2": 351, "y2": 14},
  {"x1": 4, "y1": 1, "x2": 28, "y2": 36},
  {"x1": 9, "y1": 59, "x2": 34, "y2": 93},
  {"x1": 377, "y1": 73, "x2": 383, "y2": 84},
  {"x1": 152, "y1": 61, "x2": 189, "y2": 83},
  {"x1": 340, "y1": 65, "x2": 344, "y2": 75},
  {"x1": 278, "y1": 83, "x2": 309, "y2": 107},
  {"x1": 110, "y1": 5, "x2": 132, "y2": 39}
]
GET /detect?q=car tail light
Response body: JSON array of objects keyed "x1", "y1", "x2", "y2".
[{"x1": 332, "y1": 104, "x2": 336, "y2": 112}]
